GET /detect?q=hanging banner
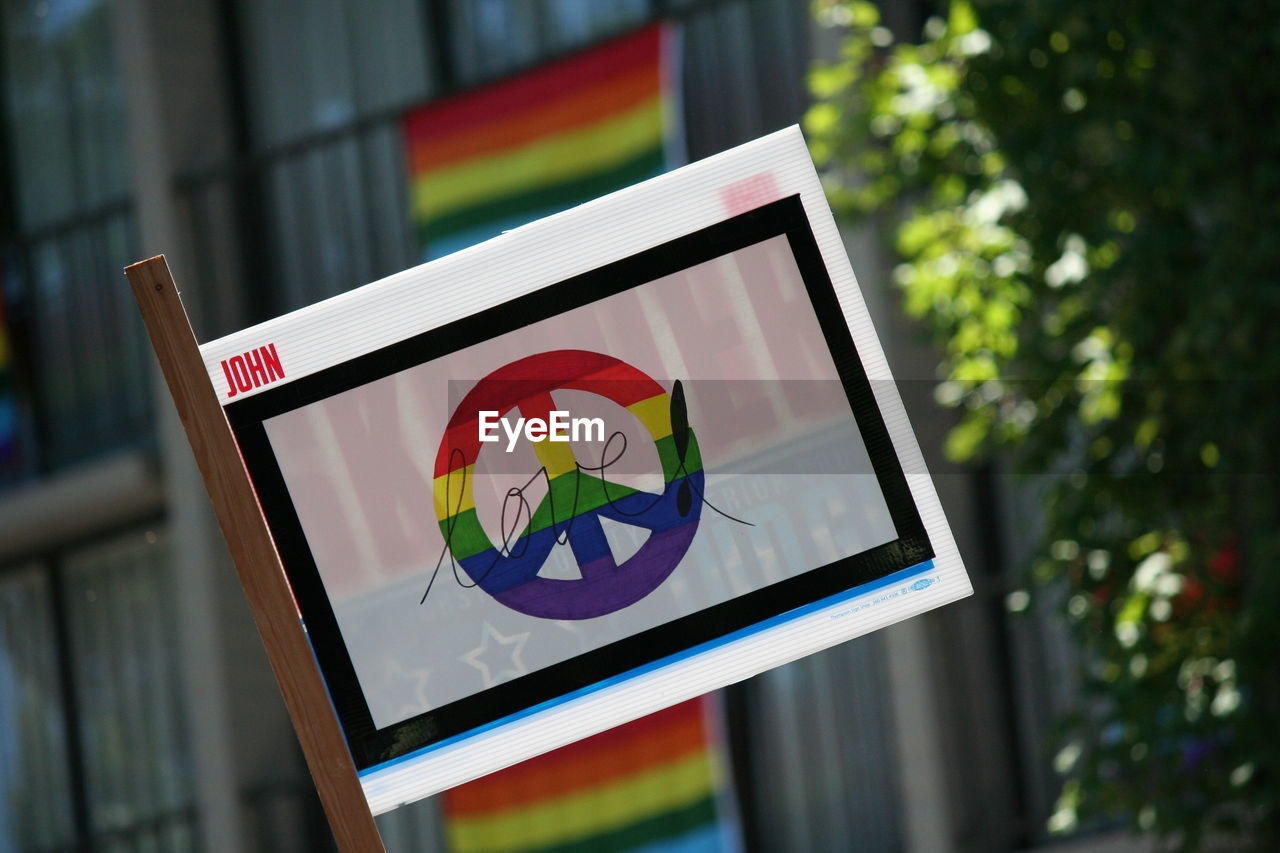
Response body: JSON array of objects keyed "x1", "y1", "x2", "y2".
[
  {"x1": 404, "y1": 23, "x2": 680, "y2": 260},
  {"x1": 200, "y1": 126, "x2": 972, "y2": 814},
  {"x1": 443, "y1": 696, "x2": 740, "y2": 853}
]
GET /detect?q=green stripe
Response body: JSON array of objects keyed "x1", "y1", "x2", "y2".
[
  {"x1": 441, "y1": 472, "x2": 640, "y2": 562},
  {"x1": 438, "y1": 508, "x2": 492, "y2": 559},
  {"x1": 656, "y1": 432, "x2": 702, "y2": 482},
  {"x1": 417, "y1": 146, "x2": 664, "y2": 244},
  {"x1": 528, "y1": 795, "x2": 717, "y2": 853},
  {"x1": 525, "y1": 470, "x2": 639, "y2": 534}
]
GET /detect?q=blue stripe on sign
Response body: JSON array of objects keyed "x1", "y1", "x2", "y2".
[{"x1": 360, "y1": 558, "x2": 937, "y2": 778}]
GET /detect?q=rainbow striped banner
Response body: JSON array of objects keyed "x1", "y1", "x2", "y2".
[
  {"x1": 443, "y1": 697, "x2": 739, "y2": 853},
  {"x1": 405, "y1": 24, "x2": 679, "y2": 259}
]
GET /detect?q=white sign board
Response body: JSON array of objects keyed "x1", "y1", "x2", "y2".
[{"x1": 201, "y1": 127, "x2": 971, "y2": 813}]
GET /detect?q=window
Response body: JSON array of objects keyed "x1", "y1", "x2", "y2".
[
  {"x1": 208, "y1": 0, "x2": 810, "y2": 321},
  {"x1": 0, "y1": 0, "x2": 147, "y2": 472},
  {"x1": 448, "y1": 0, "x2": 650, "y2": 83},
  {"x1": 241, "y1": 0, "x2": 433, "y2": 147},
  {"x1": 0, "y1": 527, "x2": 198, "y2": 852},
  {"x1": 1, "y1": 0, "x2": 129, "y2": 229},
  {"x1": 0, "y1": 566, "x2": 76, "y2": 851},
  {"x1": 736, "y1": 635, "x2": 904, "y2": 852}
]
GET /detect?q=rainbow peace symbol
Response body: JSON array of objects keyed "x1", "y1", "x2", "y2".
[{"x1": 433, "y1": 350, "x2": 703, "y2": 620}]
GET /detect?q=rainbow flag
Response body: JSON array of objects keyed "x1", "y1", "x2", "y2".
[
  {"x1": 405, "y1": 24, "x2": 679, "y2": 259},
  {"x1": 443, "y1": 697, "x2": 740, "y2": 853}
]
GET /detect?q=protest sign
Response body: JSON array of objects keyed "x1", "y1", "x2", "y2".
[{"x1": 132, "y1": 126, "x2": 971, "y2": 842}]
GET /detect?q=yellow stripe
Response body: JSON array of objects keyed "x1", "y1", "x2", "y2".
[
  {"x1": 448, "y1": 751, "x2": 716, "y2": 853},
  {"x1": 433, "y1": 465, "x2": 476, "y2": 517},
  {"x1": 411, "y1": 98, "x2": 663, "y2": 222},
  {"x1": 530, "y1": 431, "x2": 578, "y2": 480},
  {"x1": 627, "y1": 393, "x2": 672, "y2": 440}
]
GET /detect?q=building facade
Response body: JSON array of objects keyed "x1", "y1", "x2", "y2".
[{"x1": 0, "y1": 1, "x2": 1132, "y2": 851}]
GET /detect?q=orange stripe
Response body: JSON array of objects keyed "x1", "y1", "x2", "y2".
[
  {"x1": 404, "y1": 25, "x2": 660, "y2": 140},
  {"x1": 409, "y1": 62, "x2": 660, "y2": 175},
  {"x1": 444, "y1": 705, "x2": 710, "y2": 817}
]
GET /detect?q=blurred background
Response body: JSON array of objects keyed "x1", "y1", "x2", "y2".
[{"x1": 0, "y1": 1, "x2": 1274, "y2": 851}]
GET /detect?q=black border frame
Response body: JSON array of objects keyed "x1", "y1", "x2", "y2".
[{"x1": 226, "y1": 196, "x2": 933, "y2": 770}]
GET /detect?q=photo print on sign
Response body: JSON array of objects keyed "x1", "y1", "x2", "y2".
[
  {"x1": 428, "y1": 351, "x2": 713, "y2": 621},
  {"x1": 225, "y1": 196, "x2": 933, "y2": 771}
]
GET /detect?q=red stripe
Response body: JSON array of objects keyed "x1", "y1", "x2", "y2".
[
  {"x1": 443, "y1": 352, "x2": 623, "y2": 428},
  {"x1": 434, "y1": 352, "x2": 666, "y2": 477},
  {"x1": 559, "y1": 363, "x2": 666, "y2": 407},
  {"x1": 407, "y1": 63, "x2": 660, "y2": 175},
  {"x1": 404, "y1": 24, "x2": 660, "y2": 142},
  {"x1": 444, "y1": 699, "x2": 708, "y2": 816}
]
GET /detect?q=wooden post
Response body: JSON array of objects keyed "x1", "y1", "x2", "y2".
[{"x1": 125, "y1": 256, "x2": 386, "y2": 853}]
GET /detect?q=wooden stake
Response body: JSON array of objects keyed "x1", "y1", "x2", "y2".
[{"x1": 125, "y1": 256, "x2": 386, "y2": 853}]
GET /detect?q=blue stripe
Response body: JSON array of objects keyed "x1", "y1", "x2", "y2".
[
  {"x1": 360, "y1": 558, "x2": 936, "y2": 778},
  {"x1": 421, "y1": 162, "x2": 661, "y2": 260}
]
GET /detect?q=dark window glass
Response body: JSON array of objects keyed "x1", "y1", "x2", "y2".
[
  {"x1": 64, "y1": 529, "x2": 198, "y2": 850},
  {"x1": 0, "y1": 528, "x2": 197, "y2": 852},
  {"x1": 1, "y1": 0, "x2": 145, "y2": 471},
  {"x1": 242, "y1": 0, "x2": 433, "y2": 146},
  {"x1": 1, "y1": 0, "x2": 129, "y2": 229},
  {"x1": 0, "y1": 566, "x2": 76, "y2": 851},
  {"x1": 448, "y1": 0, "x2": 649, "y2": 84}
]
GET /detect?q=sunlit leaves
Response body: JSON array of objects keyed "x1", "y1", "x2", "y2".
[{"x1": 808, "y1": 0, "x2": 1280, "y2": 848}]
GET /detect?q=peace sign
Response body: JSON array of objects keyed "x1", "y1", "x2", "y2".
[{"x1": 433, "y1": 351, "x2": 703, "y2": 620}]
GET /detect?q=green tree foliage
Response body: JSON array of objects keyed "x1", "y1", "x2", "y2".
[{"x1": 806, "y1": 1, "x2": 1280, "y2": 849}]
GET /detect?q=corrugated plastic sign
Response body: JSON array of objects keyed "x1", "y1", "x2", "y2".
[{"x1": 201, "y1": 127, "x2": 972, "y2": 814}]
